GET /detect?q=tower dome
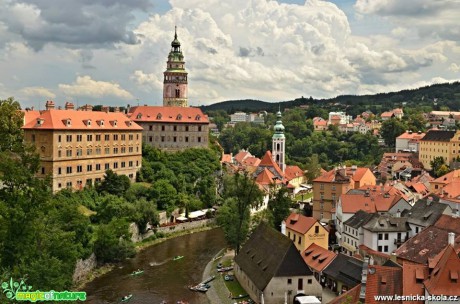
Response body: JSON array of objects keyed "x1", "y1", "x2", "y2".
[{"x1": 273, "y1": 111, "x2": 285, "y2": 138}]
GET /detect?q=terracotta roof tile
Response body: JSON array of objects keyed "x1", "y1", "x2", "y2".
[
  {"x1": 302, "y1": 243, "x2": 337, "y2": 273},
  {"x1": 21, "y1": 110, "x2": 41, "y2": 126},
  {"x1": 221, "y1": 154, "x2": 232, "y2": 163},
  {"x1": 424, "y1": 245, "x2": 460, "y2": 296},
  {"x1": 259, "y1": 150, "x2": 284, "y2": 177},
  {"x1": 328, "y1": 284, "x2": 361, "y2": 304},
  {"x1": 285, "y1": 213, "x2": 319, "y2": 235},
  {"x1": 434, "y1": 214, "x2": 460, "y2": 235},
  {"x1": 22, "y1": 109, "x2": 142, "y2": 130},
  {"x1": 285, "y1": 165, "x2": 304, "y2": 181},
  {"x1": 365, "y1": 265, "x2": 402, "y2": 304},
  {"x1": 255, "y1": 168, "x2": 277, "y2": 185},
  {"x1": 128, "y1": 106, "x2": 208, "y2": 124},
  {"x1": 234, "y1": 151, "x2": 252, "y2": 164},
  {"x1": 242, "y1": 156, "x2": 261, "y2": 167}
]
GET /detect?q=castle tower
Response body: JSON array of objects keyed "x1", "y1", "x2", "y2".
[
  {"x1": 163, "y1": 27, "x2": 188, "y2": 107},
  {"x1": 272, "y1": 110, "x2": 285, "y2": 173}
]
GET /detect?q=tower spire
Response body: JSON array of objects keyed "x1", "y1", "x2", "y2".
[
  {"x1": 272, "y1": 109, "x2": 286, "y2": 173},
  {"x1": 174, "y1": 25, "x2": 177, "y2": 40}
]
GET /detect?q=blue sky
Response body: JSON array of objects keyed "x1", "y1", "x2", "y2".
[{"x1": 0, "y1": 0, "x2": 458, "y2": 108}]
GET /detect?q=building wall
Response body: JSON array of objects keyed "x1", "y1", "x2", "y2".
[
  {"x1": 363, "y1": 230, "x2": 405, "y2": 254},
  {"x1": 24, "y1": 129, "x2": 142, "y2": 192},
  {"x1": 286, "y1": 224, "x2": 328, "y2": 252},
  {"x1": 354, "y1": 169, "x2": 376, "y2": 188},
  {"x1": 264, "y1": 275, "x2": 322, "y2": 304},
  {"x1": 312, "y1": 181, "x2": 349, "y2": 221},
  {"x1": 138, "y1": 121, "x2": 208, "y2": 151},
  {"x1": 342, "y1": 225, "x2": 360, "y2": 255},
  {"x1": 419, "y1": 131, "x2": 460, "y2": 170},
  {"x1": 234, "y1": 264, "x2": 262, "y2": 303}
]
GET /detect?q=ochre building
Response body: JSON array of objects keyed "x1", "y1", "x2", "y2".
[{"x1": 22, "y1": 102, "x2": 143, "y2": 192}]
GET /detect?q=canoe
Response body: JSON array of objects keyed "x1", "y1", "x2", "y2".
[
  {"x1": 130, "y1": 270, "x2": 144, "y2": 276},
  {"x1": 173, "y1": 255, "x2": 184, "y2": 261},
  {"x1": 121, "y1": 294, "x2": 133, "y2": 302}
]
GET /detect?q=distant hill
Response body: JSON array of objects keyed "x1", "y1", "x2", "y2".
[{"x1": 200, "y1": 82, "x2": 460, "y2": 114}]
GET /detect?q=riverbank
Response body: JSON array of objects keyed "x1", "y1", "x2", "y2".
[{"x1": 76, "y1": 223, "x2": 218, "y2": 291}]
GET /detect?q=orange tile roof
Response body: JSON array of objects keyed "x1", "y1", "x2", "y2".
[
  {"x1": 396, "y1": 131, "x2": 426, "y2": 140},
  {"x1": 431, "y1": 169, "x2": 460, "y2": 185},
  {"x1": 365, "y1": 265, "x2": 402, "y2": 304},
  {"x1": 259, "y1": 150, "x2": 284, "y2": 177},
  {"x1": 285, "y1": 213, "x2": 319, "y2": 235},
  {"x1": 22, "y1": 109, "x2": 142, "y2": 131},
  {"x1": 127, "y1": 106, "x2": 209, "y2": 124},
  {"x1": 302, "y1": 243, "x2": 337, "y2": 272},
  {"x1": 234, "y1": 151, "x2": 252, "y2": 164},
  {"x1": 21, "y1": 109, "x2": 41, "y2": 126},
  {"x1": 313, "y1": 167, "x2": 372, "y2": 184},
  {"x1": 434, "y1": 215, "x2": 460, "y2": 235},
  {"x1": 402, "y1": 262, "x2": 428, "y2": 303},
  {"x1": 424, "y1": 245, "x2": 460, "y2": 296},
  {"x1": 221, "y1": 154, "x2": 232, "y2": 163},
  {"x1": 328, "y1": 284, "x2": 361, "y2": 304},
  {"x1": 340, "y1": 185, "x2": 404, "y2": 213},
  {"x1": 284, "y1": 165, "x2": 304, "y2": 181},
  {"x1": 255, "y1": 168, "x2": 276, "y2": 185},
  {"x1": 381, "y1": 111, "x2": 395, "y2": 118},
  {"x1": 242, "y1": 157, "x2": 261, "y2": 167}
]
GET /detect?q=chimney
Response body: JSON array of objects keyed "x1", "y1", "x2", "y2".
[
  {"x1": 80, "y1": 104, "x2": 93, "y2": 111},
  {"x1": 359, "y1": 257, "x2": 369, "y2": 302},
  {"x1": 126, "y1": 104, "x2": 131, "y2": 114},
  {"x1": 396, "y1": 209, "x2": 401, "y2": 218},
  {"x1": 427, "y1": 196, "x2": 433, "y2": 206},
  {"x1": 101, "y1": 106, "x2": 110, "y2": 113},
  {"x1": 281, "y1": 220, "x2": 286, "y2": 235},
  {"x1": 114, "y1": 107, "x2": 120, "y2": 113},
  {"x1": 390, "y1": 252, "x2": 397, "y2": 263},
  {"x1": 45, "y1": 100, "x2": 55, "y2": 110},
  {"x1": 65, "y1": 102, "x2": 75, "y2": 110},
  {"x1": 448, "y1": 232, "x2": 455, "y2": 246}
]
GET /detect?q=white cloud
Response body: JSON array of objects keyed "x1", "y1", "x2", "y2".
[
  {"x1": 59, "y1": 76, "x2": 133, "y2": 100},
  {"x1": 449, "y1": 63, "x2": 460, "y2": 73},
  {"x1": 20, "y1": 86, "x2": 56, "y2": 99}
]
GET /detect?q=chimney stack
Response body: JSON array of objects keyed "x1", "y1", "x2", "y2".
[
  {"x1": 281, "y1": 220, "x2": 286, "y2": 235},
  {"x1": 45, "y1": 100, "x2": 55, "y2": 110},
  {"x1": 64, "y1": 102, "x2": 75, "y2": 110},
  {"x1": 101, "y1": 106, "x2": 110, "y2": 113},
  {"x1": 114, "y1": 107, "x2": 120, "y2": 113},
  {"x1": 80, "y1": 104, "x2": 93, "y2": 111},
  {"x1": 448, "y1": 232, "x2": 455, "y2": 246}
]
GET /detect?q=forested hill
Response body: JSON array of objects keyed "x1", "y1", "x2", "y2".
[{"x1": 200, "y1": 82, "x2": 460, "y2": 113}]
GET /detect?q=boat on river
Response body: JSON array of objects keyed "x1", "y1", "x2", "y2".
[
  {"x1": 217, "y1": 266, "x2": 233, "y2": 272},
  {"x1": 200, "y1": 275, "x2": 216, "y2": 284},
  {"x1": 121, "y1": 294, "x2": 133, "y2": 302},
  {"x1": 189, "y1": 285, "x2": 208, "y2": 292},
  {"x1": 130, "y1": 269, "x2": 144, "y2": 276},
  {"x1": 173, "y1": 255, "x2": 184, "y2": 261}
]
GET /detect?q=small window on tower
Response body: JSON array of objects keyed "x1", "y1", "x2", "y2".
[{"x1": 175, "y1": 89, "x2": 180, "y2": 98}]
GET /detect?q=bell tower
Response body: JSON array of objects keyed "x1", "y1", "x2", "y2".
[
  {"x1": 163, "y1": 27, "x2": 188, "y2": 107},
  {"x1": 272, "y1": 109, "x2": 286, "y2": 173}
]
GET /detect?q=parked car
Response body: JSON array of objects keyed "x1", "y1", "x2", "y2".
[{"x1": 224, "y1": 275, "x2": 234, "y2": 281}]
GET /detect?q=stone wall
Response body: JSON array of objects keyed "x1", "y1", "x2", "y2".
[
  {"x1": 72, "y1": 253, "x2": 97, "y2": 285},
  {"x1": 139, "y1": 218, "x2": 215, "y2": 241}
]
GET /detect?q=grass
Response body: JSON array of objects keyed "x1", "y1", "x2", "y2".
[
  {"x1": 293, "y1": 191, "x2": 313, "y2": 202},
  {"x1": 224, "y1": 278, "x2": 250, "y2": 300},
  {"x1": 78, "y1": 204, "x2": 97, "y2": 217}
]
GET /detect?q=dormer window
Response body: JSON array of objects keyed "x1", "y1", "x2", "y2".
[
  {"x1": 176, "y1": 114, "x2": 182, "y2": 120},
  {"x1": 136, "y1": 113, "x2": 142, "y2": 119},
  {"x1": 97, "y1": 119, "x2": 105, "y2": 126},
  {"x1": 195, "y1": 115, "x2": 201, "y2": 121},
  {"x1": 126, "y1": 121, "x2": 132, "y2": 127},
  {"x1": 85, "y1": 119, "x2": 92, "y2": 126},
  {"x1": 110, "y1": 120, "x2": 118, "y2": 127},
  {"x1": 63, "y1": 118, "x2": 71, "y2": 127},
  {"x1": 156, "y1": 113, "x2": 162, "y2": 120},
  {"x1": 36, "y1": 118, "x2": 44, "y2": 126}
]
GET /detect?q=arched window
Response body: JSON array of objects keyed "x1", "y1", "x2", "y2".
[{"x1": 175, "y1": 89, "x2": 180, "y2": 98}]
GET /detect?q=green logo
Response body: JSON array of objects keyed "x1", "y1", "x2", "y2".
[{"x1": 1, "y1": 278, "x2": 86, "y2": 302}]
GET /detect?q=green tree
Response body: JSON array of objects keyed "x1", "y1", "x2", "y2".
[
  {"x1": 96, "y1": 170, "x2": 131, "y2": 195},
  {"x1": 216, "y1": 198, "x2": 250, "y2": 253},
  {"x1": 220, "y1": 172, "x2": 263, "y2": 254},
  {"x1": 267, "y1": 187, "x2": 292, "y2": 231},
  {"x1": 430, "y1": 156, "x2": 451, "y2": 178},
  {"x1": 305, "y1": 154, "x2": 322, "y2": 182},
  {"x1": 93, "y1": 218, "x2": 135, "y2": 263},
  {"x1": 380, "y1": 118, "x2": 407, "y2": 147},
  {"x1": 0, "y1": 97, "x2": 24, "y2": 152},
  {"x1": 150, "y1": 179, "x2": 177, "y2": 211}
]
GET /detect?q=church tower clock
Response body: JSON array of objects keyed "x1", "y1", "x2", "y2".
[{"x1": 163, "y1": 27, "x2": 188, "y2": 107}]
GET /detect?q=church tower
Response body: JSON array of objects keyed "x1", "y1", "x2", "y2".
[
  {"x1": 163, "y1": 27, "x2": 188, "y2": 107},
  {"x1": 272, "y1": 110, "x2": 286, "y2": 173}
]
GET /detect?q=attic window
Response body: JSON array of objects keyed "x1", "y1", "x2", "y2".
[
  {"x1": 98, "y1": 119, "x2": 105, "y2": 126},
  {"x1": 304, "y1": 249, "x2": 314, "y2": 256},
  {"x1": 36, "y1": 118, "x2": 44, "y2": 126},
  {"x1": 450, "y1": 270, "x2": 458, "y2": 282},
  {"x1": 110, "y1": 120, "x2": 118, "y2": 127},
  {"x1": 156, "y1": 113, "x2": 162, "y2": 120},
  {"x1": 312, "y1": 253, "x2": 321, "y2": 260},
  {"x1": 318, "y1": 256, "x2": 327, "y2": 263},
  {"x1": 423, "y1": 211, "x2": 433, "y2": 219},
  {"x1": 85, "y1": 119, "x2": 91, "y2": 126},
  {"x1": 257, "y1": 259, "x2": 263, "y2": 265},
  {"x1": 176, "y1": 114, "x2": 182, "y2": 120},
  {"x1": 381, "y1": 276, "x2": 387, "y2": 284},
  {"x1": 195, "y1": 115, "x2": 201, "y2": 121},
  {"x1": 251, "y1": 253, "x2": 256, "y2": 259},
  {"x1": 64, "y1": 118, "x2": 71, "y2": 126},
  {"x1": 126, "y1": 121, "x2": 133, "y2": 127},
  {"x1": 136, "y1": 113, "x2": 142, "y2": 119},
  {"x1": 415, "y1": 269, "x2": 424, "y2": 281},
  {"x1": 262, "y1": 265, "x2": 268, "y2": 271}
]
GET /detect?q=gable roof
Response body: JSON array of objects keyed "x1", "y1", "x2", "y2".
[
  {"x1": 285, "y1": 213, "x2": 321, "y2": 235},
  {"x1": 406, "y1": 195, "x2": 451, "y2": 227},
  {"x1": 22, "y1": 109, "x2": 142, "y2": 131},
  {"x1": 127, "y1": 106, "x2": 209, "y2": 124},
  {"x1": 402, "y1": 262, "x2": 428, "y2": 303},
  {"x1": 255, "y1": 168, "x2": 277, "y2": 185},
  {"x1": 302, "y1": 243, "x2": 337, "y2": 273},
  {"x1": 364, "y1": 265, "x2": 403, "y2": 304},
  {"x1": 434, "y1": 214, "x2": 460, "y2": 235},
  {"x1": 234, "y1": 223, "x2": 312, "y2": 291},
  {"x1": 362, "y1": 215, "x2": 410, "y2": 233},
  {"x1": 344, "y1": 210, "x2": 376, "y2": 229},
  {"x1": 258, "y1": 150, "x2": 284, "y2": 177},
  {"x1": 323, "y1": 254, "x2": 363, "y2": 288},
  {"x1": 234, "y1": 150, "x2": 252, "y2": 164},
  {"x1": 340, "y1": 185, "x2": 407, "y2": 214},
  {"x1": 424, "y1": 245, "x2": 460, "y2": 296},
  {"x1": 421, "y1": 130, "x2": 456, "y2": 142},
  {"x1": 284, "y1": 165, "x2": 304, "y2": 181}
]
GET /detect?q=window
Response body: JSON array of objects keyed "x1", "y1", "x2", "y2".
[
  {"x1": 173, "y1": 125, "x2": 177, "y2": 131},
  {"x1": 198, "y1": 126, "x2": 202, "y2": 132},
  {"x1": 87, "y1": 134, "x2": 93, "y2": 141},
  {"x1": 66, "y1": 181, "x2": 72, "y2": 188},
  {"x1": 161, "y1": 125, "x2": 165, "y2": 131},
  {"x1": 87, "y1": 149, "x2": 92, "y2": 156},
  {"x1": 121, "y1": 162, "x2": 126, "y2": 168},
  {"x1": 87, "y1": 165, "x2": 92, "y2": 172},
  {"x1": 121, "y1": 134, "x2": 125, "y2": 140},
  {"x1": 161, "y1": 136, "x2": 165, "y2": 142},
  {"x1": 315, "y1": 226, "x2": 319, "y2": 234},
  {"x1": 149, "y1": 125, "x2": 153, "y2": 131},
  {"x1": 96, "y1": 164, "x2": 101, "y2": 171},
  {"x1": 58, "y1": 135, "x2": 62, "y2": 142},
  {"x1": 96, "y1": 134, "x2": 101, "y2": 141},
  {"x1": 185, "y1": 126, "x2": 189, "y2": 131},
  {"x1": 149, "y1": 136, "x2": 153, "y2": 142},
  {"x1": 77, "y1": 165, "x2": 83, "y2": 173},
  {"x1": 287, "y1": 279, "x2": 292, "y2": 285},
  {"x1": 66, "y1": 150, "x2": 72, "y2": 157},
  {"x1": 66, "y1": 135, "x2": 72, "y2": 142},
  {"x1": 174, "y1": 136, "x2": 177, "y2": 142},
  {"x1": 378, "y1": 246, "x2": 383, "y2": 252},
  {"x1": 320, "y1": 183, "x2": 324, "y2": 190},
  {"x1": 113, "y1": 134, "x2": 118, "y2": 140},
  {"x1": 384, "y1": 245, "x2": 388, "y2": 252},
  {"x1": 185, "y1": 136, "x2": 189, "y2": 142},
  {"x1": 41, "y1": 167, "x2": 45, "y2": 174},
  {"x1": 129, "y1": 161, "x2": 133, "y2": 167},
  {"x1": 113, "y1": 147, "x2": 118, "y2": 154},
  {"x1": 66, "y1": 166, "x2": 72, "y2": 174},
  {"x1": 58, "y1": 150, "x2": 62, "y2": 157},
  {"x1": 58, "y1": 167, "x2": 62, "y2": 175},
  {"x1": 320, "y1": 193, "x2": 324, "y2": 200},
  {"x1": 96, "y1": 148, "x2": 101, "y2": 155},
  {"x1": 86, "y1": 179, "x2": 92, "y2": 187},
  {"x1": 105, "y1": 147, "x2": 110, "y2": 154},
  {"x1": 104, "y1": 134, "x2": 110, "y2": 141},
  {"x1": 378, "y1": 233, "x2": 383, "y2": 240},
  {"x1": 198, "y1": 137, "x2": 201, "y2": 142},
  {"x1": 76, "y1": 149, "x2": 82, "y2": 156},
  {"x1": 105, "y1": 163, "x2": 110, "y2": 170},
  {"x1": 121, "y1": 147, "x2": 126, "y2": 153},
  {"x1": 308, "y1": 279, "x2": 312, "y2": 284},
  {"x1": 129, "y1": 147, "x2": 133, "y2": 153},
  {"x1": 293, "y1": 234, "x2": 296, "y2": 242},
  {"x1": 76, "y1": 135, "x2": 82, "y2": 142},
  {"x1": 129, "y1": 134, "x2": 133, "y2": 140},
  {"x1": 113, "y1": 162, "x2": 118, "y2": 169},
  {"x1": 384, "y1": 233, "x2": 389, "y2": 240},
  {"x1": 298, "y1": 278, "x2": 303, "y2": 290}
]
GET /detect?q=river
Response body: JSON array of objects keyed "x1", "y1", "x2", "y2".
[{"x1": 84, "y1": 228, "x2": 226, "y2": 304}]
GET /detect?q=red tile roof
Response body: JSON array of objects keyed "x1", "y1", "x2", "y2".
[
  {"x1": 313, "y1": 167, "x2": 372, "y2": 184},
  {"x1": 234, "y1": 151, "x2": 252, "y2": 164},
  {"x1": 255, "y1": 168, "x2": 276, "y2": 185},
  {"x1": 259, "y1": 150, "x2": 284, "y2": 177},
  {"x1": 431, "y1": 169, "x2": 460, "y2": 185},
  {"x1": 365, "y1": 265, "x2": 402, "y2": 304},
  {"x1": 302, "y1": 243, "x2": 337, "y2": 272},
  {"x1": 284, "y1": 165, "x2": 304, "y2": 181},
  {"x1": 22, "y1": 109, "x2": 142, "y2": 130},
  {"x1": 221, "y1": 154, "x2": 232, "y2": 163},
  {"x1": 285, "y1": 213, "x2": 319, "y2": 235},
  {"x1": 127, "y1": 106, "x2": 209, "y2": 124},
  {"x1": 424, "y1": 245, "x2": 460, "y2": 296},
  {"x1": 381, "y1": 111, "x2": 395, "y2": 118},
  {"x1": 328, "y1": 284, "x2": 361, "y2": 304},
  {"x1": 402, "y1": 262, "x2": 428, "y2": 303},
  {"x1": 340, "y1": 185, "x2": 405, "y2": 213},
  {"x1": 397, "y1": 131, "x2": 426, "y2": 140},
  {"x1": 242, "y1": 156, "x2": 261, "y2": 167},
  {"x1": 434, "y1": 215, "x2": 460, "y2": 235},
  {"x1": 21, "y1": 110, "x2": 41, "y2": 126}
]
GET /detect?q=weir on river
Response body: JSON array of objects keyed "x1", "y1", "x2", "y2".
[{"x1": 84, "y1": 228, "x2": 226, "y2": 304}]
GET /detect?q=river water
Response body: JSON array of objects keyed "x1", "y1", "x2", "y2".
[{"x1": 84, "y1": 228, "x2": 226, "y2": 304}]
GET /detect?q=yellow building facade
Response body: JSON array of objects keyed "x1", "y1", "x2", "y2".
[
  {"x1": 284, "y1": 213, "x2": 329, "y2": 251},
  {"x1": 23, "y1": 104, "x2": 143, "y2": 192},
  {"x1": 419, "y1": 130, "x2": 460, "y2": 170}
]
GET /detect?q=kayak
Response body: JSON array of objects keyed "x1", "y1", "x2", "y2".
[
  {"x1": 173, "y1": 255, "x2": 184, "y2": 261},
  {"x1": 130, "y1": 270, "x2": 144, "y2": 276},
  {"x1": 121, "y1": 294, "x2": 133, "y2": 302}
]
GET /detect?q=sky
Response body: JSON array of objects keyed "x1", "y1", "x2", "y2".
[{"x1": 1, "y1": 0, "x2": 459, "y2": 109}]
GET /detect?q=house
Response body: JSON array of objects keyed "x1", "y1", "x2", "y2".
[
  {"x1": 328, "y1": 112, "x2": 351, "y2": 125},
  {"x1": 419, "y1": 129, "x2": 460, "y2": 170},
  {"x1": 322, "y1": 254, "x2": 363, "y2": 294},
  {"x1": 313, "y1": 117, "x2": 327, "y2": 132},
  {"x1": 234, "y1": 223, "x2": 322, "y2": 304},
  {"x1": 395, "y1": 130, "x2": 425, "y2": 153},
  {"x1": 362, "y1": 214, "x2": 411, "y2": 254},
  {"x1": 342, "y1": 210, "x2": 376, "y2": 256},
  {"x1": 230, "y1": 111, "x2": 248, "y2": 123},
  {"x1": 312, "y1": 166, "x2": 376, "y2": 221},
  {"x1": 328, "y1": 264, "x2": 403, "y2": 304},
  {"x1": 335, "y1": 184, "x2": 411, "y2": 247},
  {"x1": 376, "y1": 152, "x2": 424, "y2": 181},
  {"x1": 380, "y1": 111, "x2": 395, "y2": 121},
  {"x1": 22, "y1": 102, "x2": 143, "y2": 192},
  {"x1": 404, "y1": 195, "x2": 453, "y2": 237},
  {"x1": 284, "y1": 166, "x2": 307, "y2": 189},
  {"x1": 284, "y1": 213, "x2": 329, "y2": 251},
  {"x1": 301, "y1": 243, "x2": 337, "y2": 285},
  {"x1": 127, "y1": 106, "x2": 209, "y2": 151}
]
